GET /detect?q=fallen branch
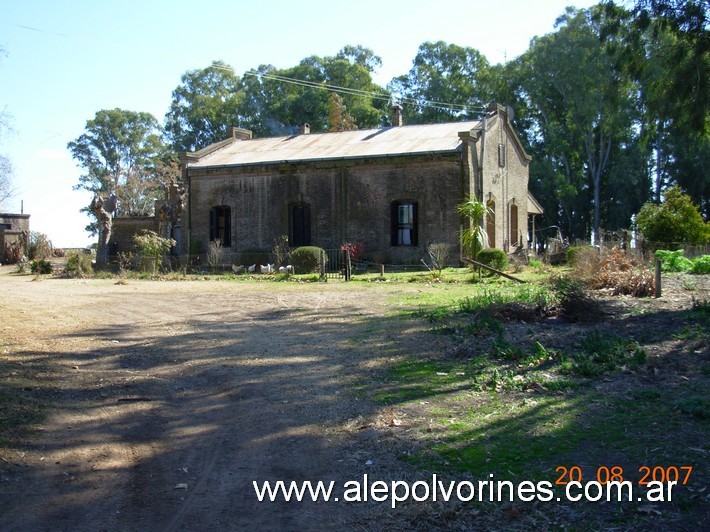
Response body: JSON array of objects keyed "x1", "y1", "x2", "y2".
[{"x1": 463, "y1": 258, "x2": 526, "y2": 283}]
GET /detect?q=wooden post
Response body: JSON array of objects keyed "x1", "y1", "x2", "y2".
[
  {"x1": 344, "y1": 249, "x2": 351, "y2": 281},
  {"x1": 380, "y1": 264, "x2": 385, "y2": 277},
  {"x1": 655, "y1": 259, "x2": 662, "y2": 298}
]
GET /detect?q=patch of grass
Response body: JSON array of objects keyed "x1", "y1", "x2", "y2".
[
  {"x1": 674, "y1": 396, "x2": 710, "y2": 419},
  {"x1": 374, "y1": 359, "x2": 486, "y2": 404},
  {"x1": 565, "y1": 331, "x2": 646, "y2": 377}
]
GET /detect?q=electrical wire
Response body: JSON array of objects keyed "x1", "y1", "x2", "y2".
[
  {"x1": 243, "y1": 69, "x2": 486, "y2": 115},
  {"x1": 6, "y1": 21, "x2": 489, "y2": 117}
]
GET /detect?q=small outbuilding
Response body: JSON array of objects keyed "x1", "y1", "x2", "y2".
[{"x1": 0, "y1": 212, "x2": 30, "y2": 263}]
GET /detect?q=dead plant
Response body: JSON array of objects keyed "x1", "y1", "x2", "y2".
[{"x1": 587, "y1": 247, "x2": 654, "y2": 297}]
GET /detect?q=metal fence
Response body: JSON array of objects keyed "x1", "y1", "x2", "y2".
[{"x1": 320, "y1": 249, "x2": 351, "y2": 281}]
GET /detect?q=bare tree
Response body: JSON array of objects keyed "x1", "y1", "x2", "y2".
[{"x1": 0, "y1": 154, "x2": 13, "y2": 207}]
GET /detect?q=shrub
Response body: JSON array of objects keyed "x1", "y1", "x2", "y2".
[
  {"x1": 291, "y1": 246, "x2": 326, "y2": 274},
  {"x1": 655, "y1": 249, "x2": 693, "y2": 272},
  {"x1": 4, "y1": 241, "x2": 24, "y2": 264},
  {"x1": 65, "y1": 251, "x2": 93, "y2": 278},
  {"x1": 206, "y1": 240, "x2": 224, "y2": 269},
  {"x1": 116, "y1": 251, "x2": 134, "y2": 273},
  {"x1": 425, "y1": 242, "x2": 451, "y2": 274},
  {"x1": 550, "y1": 275, "x2": 600, "y2": 320},
  {"x1": 477, "y1": 248, "x2": 508, "y2": 272},
  {"x1": 189, "y1": 237, "x2": 202, "y2": 256},
  {"x1": 133, "y1": 230, "x2": 176, "y2": 271},
  {"x1": 636, "y1": 186, "x2": 710, "y2": 245},
  {"x1": 28, "y1": 231, "x2": 53, "y2": 260},
  {"x1": 690, "y1": 255, "x2": 710, "y2": 275},
  {"x1": 30, "y1": 259, "x2": 52, "y2": 274},
  {"x1": 341, "y1": 242, "x2": 365, "y2": 262}
]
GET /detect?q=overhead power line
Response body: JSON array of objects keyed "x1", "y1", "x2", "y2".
[
  {"x1": 241, "y1": 69, "x2": 486, "y2": 115},
  {"x1": 7, "y1": 22, "x2": 488, "y2": 116}
]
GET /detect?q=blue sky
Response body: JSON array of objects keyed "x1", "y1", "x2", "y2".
[{"x1": 0, "y1": 0, "x2": 597, "y2": 247}]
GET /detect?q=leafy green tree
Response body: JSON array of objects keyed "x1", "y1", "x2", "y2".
[
  {"x1": 515, "y1": 7, "x2": 642, "y2": 242},
  {"x1": 388, "y1": 41, "x2": 491, "y2": 124},
  {"x1": 599, "y1": 2, "x2": 709, "y2": 214},
  {"x1": 336, "y1": 45, "x2": 383, "y2": 72},
  {"x1": 237, "y1": 64, "x2": 285, "y2": 137},
  {"x1": 164, "y1": 61, "x2": 245, "y2": 152},
  {"x1": 69, "y1": 108, "x2": 166, "y2": 222},
  {"x1": 249, "y1": 48, "x2": 387, "y2": 134},
  {"x1": 636, "y1": 186, "x2": 710, "y2": 245},
  {"x1": 601, "y1": 0, "x2": 709, "y2": 135}
]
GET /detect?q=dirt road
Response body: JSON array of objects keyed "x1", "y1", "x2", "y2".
[{"x1": 0, "y1": 270, "x2": 436, "y2": 531}]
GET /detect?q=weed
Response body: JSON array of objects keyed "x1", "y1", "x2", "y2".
[
  {"x1": 674, "y1": 395, "x2": 710, "y2": 419},
  {"x1": 691, "y1": 297, "x2": 709, "y2": 315},
  {"x1": 30, "y1": 259, "x2": 52, "y2": 274},
  {"x1": 65, "y1": 251, "x2": 94, "y2": 278},
  {"x1": 565, "y1": 331, "x2": 646, "y2": 376}
]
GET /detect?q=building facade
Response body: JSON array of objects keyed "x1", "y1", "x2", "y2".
[
  {"x1": 180, "y1": 103, "x2": 541, "y2": 265},
  {"x1": 0, "y1": 212, "x2": 30, "y2": 263}
]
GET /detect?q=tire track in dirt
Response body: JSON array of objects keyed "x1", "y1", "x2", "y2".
[{"x1": 1, "y1": 274, "x2": 408, "y2": 530}]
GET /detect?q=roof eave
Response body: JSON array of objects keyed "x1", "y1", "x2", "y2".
[{"x1": 187, "y1": 149, "x2": 462, "y2": 172}]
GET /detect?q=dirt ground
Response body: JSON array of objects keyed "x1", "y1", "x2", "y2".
[
  {"x1": 0, "y1": 268, "x2": 453, "y2": 531},
  {"x1": 0, "y1": 267, "x2": 707, "y2": 531}
]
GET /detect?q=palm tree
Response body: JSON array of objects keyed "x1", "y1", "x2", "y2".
[{"x1": 457, "y1": 198, "x2": 492, "y2": 280}]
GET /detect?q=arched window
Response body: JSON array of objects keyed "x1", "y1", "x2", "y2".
[
  {"x1": 209, "y1": 205, "x2": 231, "y2": 247},
  {"x1": 486, "y1": 200, "x2": 496, "y2": 248},
  {"x1": 391, "y1": 201, "x2": 418, "y2": 246},
  {"x1": 509, "y1": 202, "x2": 518, "y2": 246}
]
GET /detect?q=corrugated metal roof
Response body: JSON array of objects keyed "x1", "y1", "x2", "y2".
[{"x1": 189, "y1": 120, "x2": 482, "y2": 168}]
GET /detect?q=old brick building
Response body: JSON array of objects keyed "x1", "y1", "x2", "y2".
[
  {"x1": 181, "y1": 103, "x2": 542, "y2": 264},
  {"x1": 0, "y1": 212, "x2": 30, "y2": 263}
]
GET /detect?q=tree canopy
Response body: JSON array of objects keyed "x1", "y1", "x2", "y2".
[
  {"x1": 164, "y1": 61, "x2": 244, "y2": 153},
  {"x1": 388, "y1": 41, "x2": 491, "y2": 124},
  {"x1": 68, "y1": 108, "x2": 169, "y2": 226},
  {"x1": 68, "y1": 3, "x2": 708, "y2": 245}
]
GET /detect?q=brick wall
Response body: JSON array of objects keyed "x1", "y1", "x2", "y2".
[
  {"x1": 184, "y1": 109, "x2": 532, "y2": 266},
  {"x1": 476, "y1": 112, "x2": 531, "y2": 251},
  {"x1": 187, "y1": 154, "x2": 465, "y2": 265},
  {"x1": 0, "y1": 213, "x2": 30, "y2": 262},
  {"x1": 110, "y1": 217, "x2": 157, "y2": 256}
]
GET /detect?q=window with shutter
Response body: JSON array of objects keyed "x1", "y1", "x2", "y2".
[{"x1": 391, "y1": 201, "x2": 418, "y2": 247}]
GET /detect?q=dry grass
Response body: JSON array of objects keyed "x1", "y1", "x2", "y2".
[{"x1": 575, "y1": 246, "x2": 655, "y2": 297}]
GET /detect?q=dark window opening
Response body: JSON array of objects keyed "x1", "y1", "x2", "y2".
[
  {"x1": 289, "y1": 203, "x2": 311, "y2": 247},
  {"x1": 391, "y1": 201, "x2": 418, "y2": 247},
  {"x1": 486, "y1": 200, "x2": 496, "y2": 248},
  {"x1": 209, "y1": 205, "x2": 231, "y2": 247},
  {"x1": 510, "y1": 203, "x2": 519, "y2": 246}
]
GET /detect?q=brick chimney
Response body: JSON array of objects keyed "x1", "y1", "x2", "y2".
[
  {"x1": 298, "y1": 123, "x2": 311, "y2": 135},
  {"x1": 227, "y1": 126, "x2": 252, "y2": 140},
  {"x1": 391, "y1": 104, "x2": 403, "y2": 127}
]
